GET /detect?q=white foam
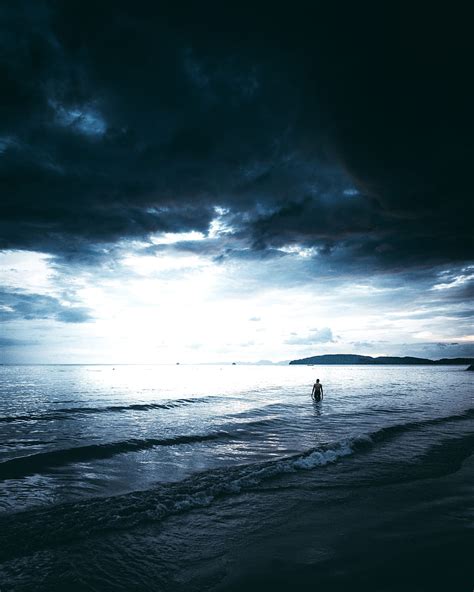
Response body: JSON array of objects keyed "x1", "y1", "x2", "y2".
[
  {"x1": 292, "y1": 443, "x2": 353, "y2": 469},
  {"x1": 202, "y1": 441, "x2": 356, "y2": 499}
]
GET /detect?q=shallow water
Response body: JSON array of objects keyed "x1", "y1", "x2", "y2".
[{"x1": 0, "y1": 364, "x2": 473, "y2": 591}]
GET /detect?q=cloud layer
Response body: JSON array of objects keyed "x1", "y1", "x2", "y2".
[{"x1": 1, "y1": 2, "x2": 472, "y2": 270}]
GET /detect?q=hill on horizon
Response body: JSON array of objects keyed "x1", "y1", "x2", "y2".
[{"x1": 289, "y1": 354, "x2": 474, "y2": 366}]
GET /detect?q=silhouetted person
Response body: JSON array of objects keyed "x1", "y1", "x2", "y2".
[{"x1": 312, "y1": 379, "x2": 323, "y2": 402}]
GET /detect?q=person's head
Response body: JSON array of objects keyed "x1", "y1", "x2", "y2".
[{"x1": 316, "y1": 379, "x2": 319, "y2": 383}]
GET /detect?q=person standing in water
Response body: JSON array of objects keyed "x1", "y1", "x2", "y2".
[{"x1": 312, "y1": 379, "x2": 323, "y2": 402}]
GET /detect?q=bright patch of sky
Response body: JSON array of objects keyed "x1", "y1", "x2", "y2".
[
  {"x1": 431, "y1": 268, "x2": 474, "y2": 291},
  {"x1": 1, "y1": 245, "x2": 473, "y2": 363},
  {"x1": 0, "y1": 250, "x2": 55, "y2": 294},
  {"x1": 279, "y1": 245, "x2": 317, "y2": 258},
  {"x1": 121, "y1": 253, "x2": 211, "y2": 275},
  {"x1": 150, "y1": 231, "x2": 206, "y2": 245},
  {"x1": 208, "y1": 207, "x2": 234, "y2": 238}
]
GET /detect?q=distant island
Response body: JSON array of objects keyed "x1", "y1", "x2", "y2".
[{"x1": 289, "y1": 354, "x2": 474, "y2": 366}]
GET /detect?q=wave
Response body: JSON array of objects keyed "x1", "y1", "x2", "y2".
[
  {"x1": 1, "y1": 413, "x2": 473, "y2": 562},
  {"x1": 0, "y1": 398, "x2": 206, "y2": 423},
  {"x1": 1, "y1": 407, "x2": 472, "y2": 482},
  {"x1": 0, "y1": 431, "x2": 230, "y2": 480},
  {"x1": 0, "y1": 439, "x2": 356, "y2": 562},
  {"x1": 0, "y1": 416, "x2": 288, "y2": 481},
  {"x1": 357, "y1": 407, "x2": 474, "y2": 447}
]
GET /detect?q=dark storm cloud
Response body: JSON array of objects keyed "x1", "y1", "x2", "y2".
[
  {"x1": 0, "y1": 291, "x2": 92, "y2": 323},
  {"x1": 0, "y1": 2, "x2": 472, "y2": 268}
]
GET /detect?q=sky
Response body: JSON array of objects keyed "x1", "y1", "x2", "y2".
[{"x1": 0, "y1": 3, "x2": 473, "y2": 364}]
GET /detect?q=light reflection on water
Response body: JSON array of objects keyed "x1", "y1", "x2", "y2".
[{"x1": 0, "y1": 364, "x2": 472, "y2": 512}]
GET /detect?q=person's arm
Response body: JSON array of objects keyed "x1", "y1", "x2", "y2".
[
  {"x1": 321, "y1": 385, "x2": 324, "y2": 399},
  {"x1": 311, "y1": 385, "x2": 315, "y2": 400}
]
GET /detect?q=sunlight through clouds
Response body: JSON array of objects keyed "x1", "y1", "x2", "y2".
[
  {"x1": 7, "y1": 249, "x2": 472, "y2": 366},
  {"x1": 1, "y1": 247, "x2": 473, "y2": 363},
  {"x1": 0, "y1": 250, "x2": 56, "y2": 294}
]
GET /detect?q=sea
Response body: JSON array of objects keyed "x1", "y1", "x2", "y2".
[{"x1": 0, "y1": 364, "x2": 472, "y2": 591}]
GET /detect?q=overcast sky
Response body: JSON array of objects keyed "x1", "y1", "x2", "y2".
[{"x1": 1, "y1": 3, "x2": 473, "y2": 363}]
